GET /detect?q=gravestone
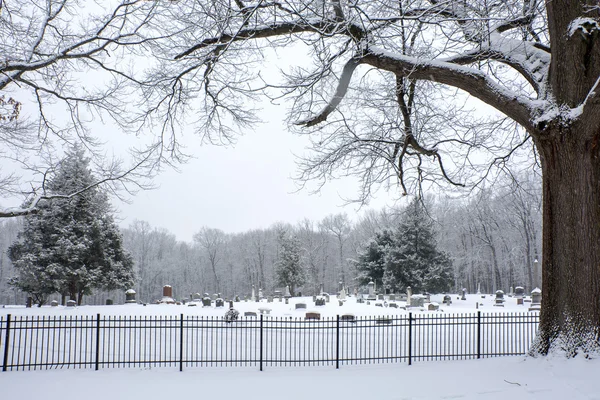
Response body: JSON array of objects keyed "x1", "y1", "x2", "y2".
[
  {"x1": 377, "y1": 294, "x2": 385, "y2": 301},
  {"x1": 515, "y1": 286, "x2": 525, "y2": 305},
  {"x1": 163, "y1": 285, "x2": 172, "y2": 297},
  {"x1": 388, "y1": 294, "x2": 396, "y2": 301},
  {"x1": 267, "y1": 296, "x2": 273, "y2": 303},
  {"x1": 443, "y1": 294, "x2": 452, "y2": 305},
  {"x1": 428, "y1": 302, "x2": 440, "y2": 311},
  {"x1": 106, "y1": 299, "x2": 113, "y2": 305},
  {"x1": 406, "y1": 286, "x2": 412, "y2": 307},
  {"x1": 215, "y1": 298, "x2": 224, "y2": 307},
  {"x1": 339, "y1": 286, "x2": 347, "y2": 301},
  {"x1": 193, "y1": 293, "x2": 202, "y2": 301},
  {"x1": 51, "y1": 300, "x2": 58, "y2": 307},
  {"x1": 461, "y1": 288, "x2": 467, "y2": 300},
  {"x1": 323, "y1": 293, "x2": 330, "y2": 303},
  {"x1": 494, "y1": 290, "x2": 505, "y2": 307},
  {"x1": 529, "y1": 288, "x2": 542, "y2": 311},
  {"x1": 341, "y1": 314, "x2": 355, "y2": 322},
  {"x1": 356, "y1": 295, "x2": 364, "y2": 304},
  {"x1": 305, "y1": 312, "x2": 320, "y2": 320},
  {"x1": 244, "y1": 311, "x2": 257, "y2": 317},
  {"x1": 125, "y1": 289, "x2": 137, "y2": 304},
  {"x1": 411, "y1": 295, "x2": 426, "y2": 307},
  {"x1": 367, "y1": 281, "x2": 376, "y2": 300},
  {"x1": 388, "y1": 302, "x2": 398, "y2": 308},
  {"x1": 295, "y1": 303, "x2": 307, "y2": 310},
  {"x1": 315, "y1": 296, "x2": 326, "y2": 306},
  {"x1": 26, "y1": 297, "x2": 32, "y2": 308},
  {"x1": 202, "y1": 294, "x2": 212, "y2": 307},
  {"x1": 251, "y1": 286, "x2": 256, "y2": 302},
  {"x1": 67, "y1": 300, "x2": 76, "y2": 307}
]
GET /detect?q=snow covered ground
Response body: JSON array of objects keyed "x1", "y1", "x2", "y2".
[
  {"x1": 1, "y1": 292, "x2": 537, "y2": 317},
  {"x1": 0, "y1": 352, "x2": 597, "y2": 399},
  {"x1": 1, "y1": 294, "x2": 598, "y2": 399}
]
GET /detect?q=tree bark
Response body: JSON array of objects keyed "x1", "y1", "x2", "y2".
[{"x1": 533, "y1": 128, "x2": 600, "y2": 355}]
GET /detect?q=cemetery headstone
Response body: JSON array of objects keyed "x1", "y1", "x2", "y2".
[
  {"x1": 295, "y1": 302, "x2": 307, "y2": 310},
  {"x1": 215, "y1": 298, "x2": 224, "y2": 307},
  {"x1": 305, "y1": 312, "x2": 321, "y2": 320},
  {"x1": 202, "y1": 294, "x2": 212, "y2": 307},
  {"x1": 67, "y1": 300, "x2": 76, "y2": 307},
  {"x1": 461, "y1": 288, "x2": 467, "y2": 300},
  {"x1": 428, "y1": 302, "x2": 440, "y2": 311},
  {"x1": 106, "y1": 299, "x2": 113, "y2": 305},
  {"x1": 315, "y1": 296, "x2": 326, "y2": 306},
  {"x1": 341, "y1": 314, "x2": 355, "y2": 322},
  {"x1": 406, "y1": 286, "x2": 412, "y2": 307},
  {"x1": 244, "y1": 311, "x2": 257, "y2": 317},
  {"x1": 125, "y1": 289, "x2": 137, "y2": 304},
  {"x1": 26, "y1": 297, "x2": 32, "y2": 308},
  {"x1": 51, "y1": 300, "x2": 59, "y2": 307},
  {"x1": 494, "y1": 290, "x2": 505, "y2": 307},
  {"x1": 529, "y1": 288, "x2": 542, "y2": 311},
  {"x1": 367, "y1": 281, "x2": 376, "y2": 300},
  {"x1": 515, "y1": 286, "x2": 525, "y2": 305},
  {"x1": 443, "y1": 294, "x2": 452, "y2": 305}
]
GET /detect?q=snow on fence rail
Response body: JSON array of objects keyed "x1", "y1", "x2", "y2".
[{"x1": 0, "y1": 312, "x2": 539, "y2": 372}]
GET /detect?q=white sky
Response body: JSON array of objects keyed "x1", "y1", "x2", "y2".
[{"x1": 115, "y1": 101, "x2": 399, "y2": 242}]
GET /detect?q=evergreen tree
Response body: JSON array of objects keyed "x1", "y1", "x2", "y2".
[
  {"x1": 355, "y1": 199, "x2": 453, "y2": 294},
  {"x1": 354, "y1": 229, "x2": 394, "y2": 289},
  {"x1": 274, "y1": 232, "x2": 306, "y2": 297},
  {"x1": 8, "y1": 145, "x2": 134, "y2": 305}
]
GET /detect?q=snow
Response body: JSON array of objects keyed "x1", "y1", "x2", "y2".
[
  {"x1": 2, "y1": 293, "x2": 538, "y2": 317},
  {"x1": 0, "y1": 344, "x2": 598, "y2": 400},
  {"x1": 568, "y1": 18, "x2": 600, "y2": 38},
  {"x1": 1, "y1": 294, "x2": 598, "y2": 399}
]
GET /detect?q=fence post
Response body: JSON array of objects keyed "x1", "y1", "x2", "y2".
[
  {"x1": 259, "y1": 314, "x2": 264, "y2": 372},
  {"x1": 336, "y1": 315, "x2": 340, "y2": 369},
  {"x1": 477, "y1": 311, "x2": 481, "y2": 359},
  {"x1": 2, "y1": 314, "x2": 11, "y2": 372},
  {"x1": 179, "y1": 314, "x2": 184, "y2": 372},
  {"x1": 95, "y1": 314, "x2": 101, "y2": 370},
  {"x1": 408, "y1": 312, "x2": 412, "y2": 366}
]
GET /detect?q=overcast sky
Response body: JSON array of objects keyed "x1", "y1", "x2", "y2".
[{"x1": 115, "y1": 101, "x2": 399, "y2": 243}]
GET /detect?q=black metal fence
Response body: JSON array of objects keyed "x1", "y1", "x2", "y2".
[{"x1": 0, "y1": 312, "x2": 539, "y2": 372}]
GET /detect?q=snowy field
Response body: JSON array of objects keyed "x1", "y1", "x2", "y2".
[
  {"x1": 1, "y1": 292, "x2": 538, "y2": 317},
  {"x1": 1, "y1": 294, "x2": 598, "y2": 399}
]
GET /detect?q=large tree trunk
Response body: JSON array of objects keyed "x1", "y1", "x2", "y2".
[{"x1": 533, "y1": 129, "x2": 600, "y2": 355}]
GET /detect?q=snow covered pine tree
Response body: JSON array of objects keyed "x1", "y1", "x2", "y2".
[{"x1": 8, "y1": 145, "x2": 134, "y2": 306}]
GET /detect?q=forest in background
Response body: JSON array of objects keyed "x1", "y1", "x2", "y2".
[{"x1": 0, "y1": 173, "x2": 540, "y2": 306}]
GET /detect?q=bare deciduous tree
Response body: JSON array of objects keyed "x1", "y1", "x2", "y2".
[{"x1": 142, "y1": 0, "x2": 600, "y2": 356}]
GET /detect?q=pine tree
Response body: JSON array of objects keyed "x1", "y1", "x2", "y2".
[
  {"x1": 386, "y1": 199, "x2": 453, "y2": 293},
  {"x1": 274, "y1": 232, "x2": 306, "y2": 297},
  {"x1": 355, "y1": 199, "x2": 453, "y2": 294},
  {"x1": 354, "y1": 229, "x2": 394, "y2": 289},
  {"x1": 8, "y1": 145, "x2": 134, "y2": 305}
]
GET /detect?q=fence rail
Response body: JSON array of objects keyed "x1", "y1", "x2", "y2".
[{"x1": 0, "y1": 312, "x2": 539, "y2": 372}]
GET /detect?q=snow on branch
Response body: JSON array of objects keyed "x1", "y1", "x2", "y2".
[
  {"x1": 568, "y1": 17, "x2": 600, "y2": 38},
  {"x1": 295, "y1": 57, "x2": 360, "y2": 127},
  {"x1": 363, "y1": 46, "x2": 539, "y2": 131}
]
